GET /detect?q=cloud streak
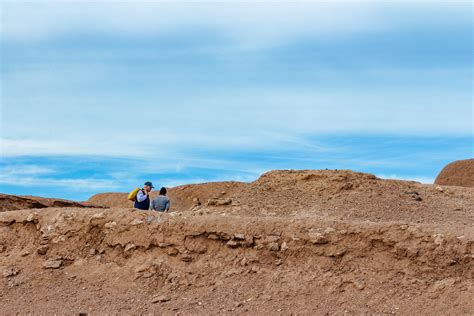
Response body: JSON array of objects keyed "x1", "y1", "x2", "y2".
[
  {"x1": 0, "y1": 164, "x2": 120, "y2": 191},
  {"x1": 2, "y1": 1, "x2": 470, "y2": 48},
  {"x1": 0, "y1": 1, "x2": 472, "y2": 200},
  {"x1": 0, "y1": 2, "x2": 381, "y2": 44}
]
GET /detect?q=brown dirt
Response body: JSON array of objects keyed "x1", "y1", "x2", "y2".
[
  {"x1": 90, "y1": 170, "x2": 474, "y2": 226},
  {"x1": 89, "y1": 181, "x2": 246, "y2": 211},
  {"x1": 1, "y1": 170, "x2": 473, "y2": 315},
  {"x1": 0, "y1": 194, "x2": 102, "y2": 212},
  {"x1": 435, "y1": 159, "x2": 474, "y2": 188}
]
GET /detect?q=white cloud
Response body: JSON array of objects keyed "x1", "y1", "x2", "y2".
[
  {"x1": 1, "y1": 1, "x2": 471, "y2": 158},
  {"x1": 0, "y1": 2, "x2": 379, "y2": 45},
  {"x1": 377, "y1": 174, "x2": 435, "y2": 184},
  {"x1": 1, "y1": 80, "x2": 472, "y2": 157},
  {"x1": 3, "y1": 1, "x2": 468, "y2": 49},
  {"x1": 0, "y1": 138, "x2": 150, "y2": 157},
  {"x1": 0, "y1": 173, "x2": 120, "y2": 191},
  {"x1": 1, "y1": 165, "x2": 55, "y2": 176},
  {"x1": 0, "y1": 163, "x2": 119, "y2": 191}
]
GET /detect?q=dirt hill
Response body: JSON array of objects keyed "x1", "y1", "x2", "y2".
[
  {"x1": 90, "y1": 170, "x2": 473, "y2": 225},
  {"x1": 1, "y1": 170, "x2": 473, "y2": 314},
  {"x1": 0, "y1": 194, "x2": 102, "y2": 212},
  {"x1": 435, "y1": 159, "x2": 474, "y2": 188},
  {"x1": 89, "y1": 181, "x2": 246, "y2": 210}
]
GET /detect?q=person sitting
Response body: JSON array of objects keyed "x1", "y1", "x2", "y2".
[
  {"x1": 150, "y1": 187, "x2": 170, "y2": 212},
  {"x1": 134, "y1": 181, "x2": 154, "y2": 210}
]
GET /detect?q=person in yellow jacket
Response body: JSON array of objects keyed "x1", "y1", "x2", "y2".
[{"x1": 134, "y1": 181, "x2": 154, "y2": 210}]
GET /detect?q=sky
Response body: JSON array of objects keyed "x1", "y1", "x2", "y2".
[{"x1": 0, "y1": 0, "x2": 473, "y2": 201}]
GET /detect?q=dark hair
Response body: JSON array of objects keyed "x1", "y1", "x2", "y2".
[{"x1": 159, "y1": 187, "x2": 167, "y2": 195}]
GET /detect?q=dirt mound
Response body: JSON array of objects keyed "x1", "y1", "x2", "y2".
[
  {"x1": 89, "y1": 181, "x2": 246, "y2": 210},
  {"x1": 435, "y1": 159, "x2": 474, "y2": 187},
  {"x1": 228, "y1": 169, "x2": 474, "y2": 225},
  {"x1": 1, "y1": 170, "x2": 473, "y2": 314},
  {"x1": 1, "y1": 207, "x2": 472, "y2": 314},
  {"x1": 88, "y1": 192, "x2": 130, "y2": 208},
  {"x1": 90, "y1": 170, "x2": 474, "y2": 225},
  {"x1": 0, "y1": 194, "x2": 100, "y2": 212}
]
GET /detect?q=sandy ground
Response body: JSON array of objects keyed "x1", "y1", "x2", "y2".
[{"x1": 1, "y1": 170, "x2": 473, "y2": 315}]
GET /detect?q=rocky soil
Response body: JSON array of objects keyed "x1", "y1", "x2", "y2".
[
  {"x1": 90, "y1": 170, "x2": 473, "y2": 226},
  {"x1": 435, "y1": 159, "x2": 474, "y2": 188},
  {"x1": 0, "y1": 194, "x2": 102, "y2": 212},
  {"x1": 1, "y1": 170, "x2": 473, "y2": 315}
]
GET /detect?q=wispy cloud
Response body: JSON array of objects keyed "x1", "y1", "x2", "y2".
[
  {"x1": 1, "y1": 84, "x2": 472, "y2": 157},
  {"x1": 377, "y1": 174, "x2": 435, "y2": 184},
  {"x1": 0, "y1": 176, "x2": 121, "y2": 191},
  {"x1": 0, "y1": 1, "x2": 472, "y2": 200},
  {"x1": 0, "y1": 134, "x2": 471, "y2": 199},
  {"x1": 1, "y1": 165, "x2": 55, "y2": 176},
  {"x1": 2, "y1": 1, "x2": 470, "y2": 46},
  {"x1": 0, "y1": 164, "x2": 120, "y2": 191},
  {"x1": 0, "y1": 2, "x2": 383, "y2": 45}
]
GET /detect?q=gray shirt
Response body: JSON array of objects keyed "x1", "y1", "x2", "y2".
[{"x1": 150, "y1": 195, "x2": 170, "y2": 212}]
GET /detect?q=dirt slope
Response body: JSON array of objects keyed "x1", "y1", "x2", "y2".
[
  {"x1": 1, "y1": 207, "x2": 472, "y2": 315},
  {"x1": 90, "y1": 170, "x2": 474, "y2": 225},
  {"x1": 1, "y1": 170, "x2": 473, "y2": 315},
  {"x1": 0, "y1": 194, "x2": 101, "y2": 212},
  {"x1": 435, "y1": 159, "x2": 474, "y2": 188},
  {"x1": 89, "y1": 181, "x2": 246, "y2": 210}
]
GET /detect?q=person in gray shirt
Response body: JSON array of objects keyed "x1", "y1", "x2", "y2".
[{"x1": 150, "y1": 187, "x2": 170, "y2": 212}]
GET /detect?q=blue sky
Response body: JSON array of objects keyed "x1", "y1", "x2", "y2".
[{"x1": 0, "y1": 1, "x2": 472, "y2": 201}]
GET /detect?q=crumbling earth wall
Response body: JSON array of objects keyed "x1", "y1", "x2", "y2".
[{"x1": 1, "y1": 207, "x2": 472, "y2": 314}]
